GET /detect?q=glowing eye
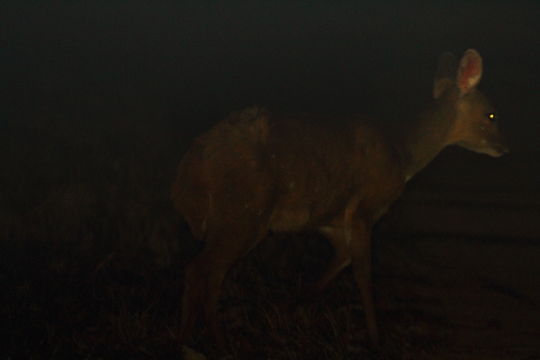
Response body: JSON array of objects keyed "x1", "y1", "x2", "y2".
[{"x1": 487, "y1": 113, "x2": 497, "y2": 121}]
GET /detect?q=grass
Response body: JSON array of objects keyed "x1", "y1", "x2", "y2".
[{"x1": 2, "y1": 222, "x2": 452, "y2": 359}]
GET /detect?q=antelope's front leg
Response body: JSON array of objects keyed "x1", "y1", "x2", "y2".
[{"x1": 350, "y1": 216, "x2": 379, "y2": 345}]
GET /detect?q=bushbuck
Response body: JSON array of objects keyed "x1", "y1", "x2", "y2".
[{"x1": 172, "y1": 49, "x2": 508, "y2": 349}]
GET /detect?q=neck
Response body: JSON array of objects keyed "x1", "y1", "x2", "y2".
[{"x1": 397, "y1": 97, "x2": 457, "y2": 181}]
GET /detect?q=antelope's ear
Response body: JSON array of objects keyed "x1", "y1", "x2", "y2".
[
  {"x1": 433, "y1": 52, "x2": 457, "y2": 99},
  {"x1": 456, "y1": 49, "x2": 483, "y2": 96}
]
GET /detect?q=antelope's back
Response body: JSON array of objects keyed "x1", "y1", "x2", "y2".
[{"x1": 173, "y1": 106, "x2": 405, "y2": 240}]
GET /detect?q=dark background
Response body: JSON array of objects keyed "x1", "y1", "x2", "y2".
[{"x1": 2, "y1": 1, "x2": 539, "y2": 358}]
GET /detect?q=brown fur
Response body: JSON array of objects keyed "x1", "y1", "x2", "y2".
[{"x1": 172, "y1": 49, "x2": 508, "y2": 350}]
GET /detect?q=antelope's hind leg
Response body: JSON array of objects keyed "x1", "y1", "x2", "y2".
[{"x1": 179, "y1": 200, "x2": 273, "y2": 350}]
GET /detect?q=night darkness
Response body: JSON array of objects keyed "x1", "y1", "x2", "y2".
[{"x1": 2, "y1": 1, "x2": 540, "y2": 359}]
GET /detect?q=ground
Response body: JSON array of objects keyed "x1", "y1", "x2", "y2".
[{"x1": 5, "y1": 229, "x2": 539, "y2": 359}]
